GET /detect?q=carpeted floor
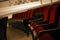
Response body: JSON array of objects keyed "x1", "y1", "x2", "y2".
[{"x1": 7, "y1": 27, "x2": 32, "y2": 40}]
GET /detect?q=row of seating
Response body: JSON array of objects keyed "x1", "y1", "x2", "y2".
[
  {"x1": 9, "y1": 4, "x2": 43, "y2": 36},
  {"x1": 12, "y1": 9, "x2": 33, "y2": 20},
  {"x1": 27, "y1": 3, "x2": 60, "y2": 40},
  {"x1": 9, "y1": 2, "x2": 60, "y2": 40},
  {"x1": 12, "y1": 4, "x2": 44, "y2": 20},
  {"x1": 9, "y1": 6, "x2": 42, "y2": 36}
]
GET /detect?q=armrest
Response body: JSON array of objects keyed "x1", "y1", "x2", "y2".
[
  {"x1": 39, "y1": 28, "x2": 60, "y2": 33},
  {"x1": 38, "y1": 28, "x2": 60, "y2": 37},
  {"x1": 29, "y1": 17, "x2": 43, "y2": 22},
  {"x1": 34, "y1": 23, "x2": 55, "y2": 30},
  {"x1": 34, "y1": 28, "x2": 60, "y2": 40}
]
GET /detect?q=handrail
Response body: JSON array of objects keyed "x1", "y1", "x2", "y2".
[{"x1": 0, "y1": 1, "x2": 60, "y2": 18}]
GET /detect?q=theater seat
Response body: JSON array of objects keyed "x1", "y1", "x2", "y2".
[
  {"x1": 27, "y1": 4, "x2": 60, "y2": 40},
  {"x1": 34, "y1": 4, "x2": 60, "y2": 40},
  {"x1": 34, "y1": 4, "x2": 59, "y2": 29},
  {"x1": 34, "y1": 28, "x2": 60, "y2": 40},
  {"x1": 28, "y1": 5, "x2": 58, "y2": 32},
  {"x1": 28, "y1": 5, "x2": 52, "y2": 27}
]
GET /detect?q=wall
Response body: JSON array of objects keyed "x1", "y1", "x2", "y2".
[{"x1": 0, "y1": 1, "x2": 10, "y2": 8}]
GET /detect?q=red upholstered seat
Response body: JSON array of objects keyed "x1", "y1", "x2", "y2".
[
  {"x1": 28, "y1": 10, "x2": 34, "y2": 18},
  {"x1": 34, "y1": 8, "x2": 40, "y2": 15},
  {"x1": 12, "y1": 14, "x2": 18, "y2": 19},
  {"x1": 28, "y1": 4, "x2": 59, "y2": 40},
  {"x1": 43, "y1": 5, "x2": 51, "y2": 21},
  {"x1": 29, "y1": 5, "x2": 51, "y2": 28},
  {"x1": 35, "y1": 16, "x2": 60, "y2": 40},
  {"x1": 34, "y1": 4, "x2": 60, "y2": 40},
  {"x1": 29, "y1": 5, "x2": 51, "y2": 31},
  {"x1": 38, "y1": 16, "x2": 60, "y2": 40},
  {"x1": 27, "y1": 7, "x2": 43, "y2": 22},
  {"x1": 35, "y1": 25, "x2": 44, "y2": 34},
  {"x1": 49, "y1": 5, "x2": 58, "y2": 24},
  {"x1": 28, "y1": 5, "x2": 52, "y2": 39},
  {"x1": 39, "y1": 7, "x2": 43, "y2": 14},
  {"x1": 39, "y1": 33, "x2": 53, "y2": 40},
  {"x1": 12, "y1": 9, "x2": 34, "y2": 20},
  {"x1": 37, "y1": 4, "x2": 59, "y2": 29}
]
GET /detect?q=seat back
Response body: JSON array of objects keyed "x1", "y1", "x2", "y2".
[
  {"x1": 33, "y1": 8, "x2": 40, "y2": 16},
  {"x1": 32, "y1": 7, "x2": 43, "y2": 19},
  {"x1": 27, "y1": 9, "x2": 34, "y2": 19},
  {"x1": 49, "y1": 4, "x2": 59, "y2": 24},
  {"x1": 12, "y1": 13, "x2": 18, "y2": 19},
  {"x1": 30, "y1": 6, "x2": 52, "y2": 25},
  {"x1": 38, "y1": 28, "x2": 60, "y2": 40},
  {"x1": 39, "y1": 7, "x2": 43, "y2": 15},
  {"x1": 34, "y1": 4, "x2": 60, "y2": 40},
  {"x1": 12, "y1": 9, "x2": 34, "y2": 20},
  {"x1": 43, "y1": 5, "x2": 51, "y2": 22},
  {"x1": 38, "y1": 7, "x2": 44, "y2": 18}
]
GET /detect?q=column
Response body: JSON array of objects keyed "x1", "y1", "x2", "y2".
[{"x1": 0, "y1": 17, "x2": 8, "y2": 40}]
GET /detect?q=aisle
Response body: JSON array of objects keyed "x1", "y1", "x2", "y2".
[{"x1": 7, "y1": 27, "x2": 32, "y2": 40}]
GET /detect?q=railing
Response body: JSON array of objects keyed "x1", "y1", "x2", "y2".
[{"x1": 0, "y1": 0, "x2": 60, "y2": 18}]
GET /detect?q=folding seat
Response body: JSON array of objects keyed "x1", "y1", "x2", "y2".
[
  {"x1": 33, "y1": 8, "x2": 40, "y2": 15},
  {"x1": 23, "y1": 9, "x2": 34, "y2": 25},
  {"x1": 33, "y1": 5, "x2": 60, "y2": 39},
  {"x1": 35, "y1": 5, "x2": 51, "y2": 24},
  {"x1": 28, "y1": 4, "x2": 60, "y2": 40},
  {"x1": 23, "y1": 7, "x2": 43, "y2": 23},
  {"x1": 28, "y1": 3, "x2": 60, "y2": 24},
  {"x1": 12, "y1": 13, "x2": 18, "y2": 19},
  {"x1": 22, "y1": 10, "x2": 34, "y2": 36},
  {"x1": 20, "y1": 13, "x2": 23, "y2": 19},
  {"x1": 34, "y1": 16, "x2": 60, "y2": 40},
  {"x1": 23, "y1": 9, "x2": 40, "y2": 27},
  {"x1": 22, "y1": 12, "x2": 25, "y2": 19},
  {"x1": 25, "y1": 11, "x2": 29, "y2": 18},
  {"x1": 28, "y1": 5, "x2": 52, "y2": 30},
  {"x1": 24, "y1": 5, "x2": 52, "y2": 40},
  {"x1": 22, "y1": 11, "x2": 27, "y2": 19},
  {"x1": 32, "y1": 7, "x2": 44, "y2": 21},
  {"x1": 23, "y1": 7, "x2": 43, "y2": 31},
  {"x1": 34, "y1": 28, "x2": 60, "y2": 40},
  {"x1": 28, "y1": 9, "x2": 34, "y2": 19},
  {"x1": 21, "y1": 12, "x2": 25, "y2": 19},
  {"x1": 26, "y1": 9, "x2": 33, "y2": 19},
  {"x1": 23, "y1": 12, "x2": 27, "y2": 19},
  {"x1": 17, "y1": 13, "x2": 21, "y2": 19},
  {"x1": 39, "y1": 4, "x2": 60, "y2": 29},
  {"x1": 33, "y1": 4, "x2": 60, "y2": 40},
  {"x1": 22, "y1": 13, "x2": 24, "y2": 20},
  {"x1": 24, "y1": 4, "x2": 59, "y2": 34},
  {"x1": 38, "y1": 7, "x2": 44, "y2": 19},
  {"x1": 28, "y1": 4, "x2": 52, "y2": 27},
  {"x1": 28, "y1": 7, "x2": 43, "y2": 22}
]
